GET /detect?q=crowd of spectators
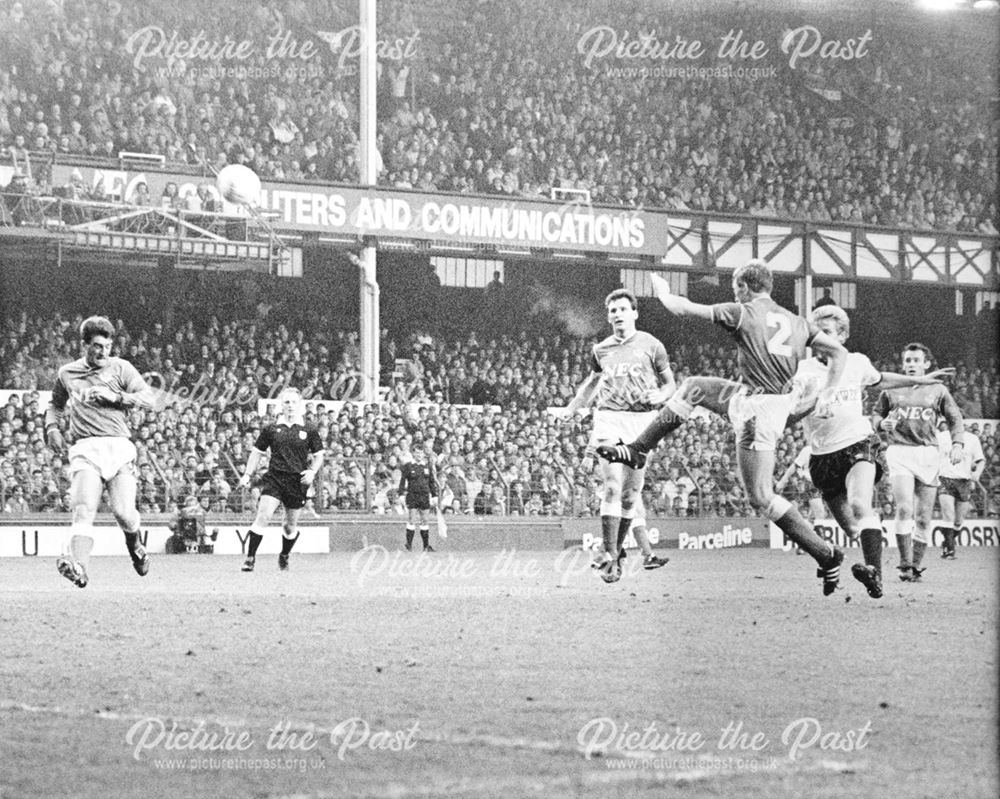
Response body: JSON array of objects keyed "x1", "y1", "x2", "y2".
[
  {"x1": 1, "y1": 306, "x2": 998, "y2": 522},
  {"x1": 1, "y1": 0, "x2": 996, "y2": 233}
]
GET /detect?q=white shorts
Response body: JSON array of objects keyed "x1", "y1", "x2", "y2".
[
  {"x1": 727, "y1": 392, "x2": 795, "y2": 452},
  {"x1": 885, "y1": 444, "x2": 940, "y2": 488},
  {"x1": 69, "y1": 437, "x2": 138, "y2": 482},
  {"x1": 589, "y1": 409, "x2": 659, "y2": 449}
]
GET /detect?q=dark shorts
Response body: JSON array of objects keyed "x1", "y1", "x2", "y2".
[
  {"x1": 939, "y1": 476, "x2": 975, "y2": 503},
  {"x1": 809, "y1": 435, "x2": 885, "y2": 501},
  {"x1": 258, "y1": 471, "x2": 307, "y2": 510},
  {"x1": 406, "y1": 494, "x2": 431, "y2": 511}
]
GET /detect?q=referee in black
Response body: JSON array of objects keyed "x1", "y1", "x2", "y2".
[
  {"x1": 236, "y1": 388, "x2": 324, "y2": 572},
  {"x1": 399, "y1": 446, "x2": 439, "y2": 551}
]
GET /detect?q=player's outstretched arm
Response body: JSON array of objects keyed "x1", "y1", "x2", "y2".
[
  {"x1": 651, "y1": 273, "x2": 714, "y2": 320},
  {"x1": 877, "y1": 367, "x2": 956, "y2": 390}
]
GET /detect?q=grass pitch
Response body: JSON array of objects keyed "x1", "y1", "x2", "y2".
[{"x1": 1, "y1": 546, "x2": 996, "y2": 798}]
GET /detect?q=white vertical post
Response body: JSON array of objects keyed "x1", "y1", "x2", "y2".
[{"x1": 358, "y1": 0, "x2": 379, "y2": 401}]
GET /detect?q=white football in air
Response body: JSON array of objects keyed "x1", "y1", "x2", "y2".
[{"x1": 216, "y1": 164, "x2": 261, "y2": 206}]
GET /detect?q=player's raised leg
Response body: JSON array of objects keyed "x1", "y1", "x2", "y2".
[
  {"x1": 598, "y1": 377, "x2": 737, "y2": 467},
  {"x1": 107, "y1": 467, "x2": 149, "y2": 576}
]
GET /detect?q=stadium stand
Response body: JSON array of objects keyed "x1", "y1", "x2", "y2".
[
  {"x1": 0, "y1": 0, "x2": 996, "y2": 232},
  {"x1": 1, "y1": 300, "x2": 997, "y2": 519}
]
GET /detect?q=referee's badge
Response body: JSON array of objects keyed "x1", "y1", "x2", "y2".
[{"x1": 299, "y1": 430, "x2": 307, "y2": 439}]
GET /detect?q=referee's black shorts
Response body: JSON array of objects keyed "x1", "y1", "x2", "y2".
[
  {"x1": 258, "y1": 471, "x2": 308, "y2": 510},
  {"x1": 406, "y1": 493, "x2": 431, "y2": 511}
]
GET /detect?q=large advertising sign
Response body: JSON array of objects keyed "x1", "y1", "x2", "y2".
[
  {"x1": 769, "y1": 519, "x2": 1000, "y2": 550},
  {"x1": 576, "y1": 517, "x2": 770, "y2": 551},
  {"x1": 48, "y1": 164, "x2": 668, "y2": 256},
  {"x1": 0, "y1": 525, "x2": 330, "y2": 557}
]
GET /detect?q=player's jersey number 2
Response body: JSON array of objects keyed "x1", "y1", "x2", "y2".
[{"x1": 765, "y1": 312, "x2": 793, "y2": 357}]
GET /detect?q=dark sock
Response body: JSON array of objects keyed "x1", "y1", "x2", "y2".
[
  {"x1": 616, "y1": 518, "x2": 632, "y2": 554},
  {"x1": 601, "y1": 515, "x2": 618, "y2": 555},
  {"x1": 941, "y1": 527, "x2": 954, "y2": 550},
  {"x1": 912, "y1": 539, "x2": 927, "y2": 567},
  {"x1": 247, "y1": 531, "x2": 263, "y2": 557},
  {"x1": 633, "y1": 408, "x2": 684, "y2": 453},
  {"x1": 420, "y1": 527, "x2": 429, "y2": 548},
  {"x1": 281, "y1": 533, "x2": 298, "y2": 555},
  {"x1": 123, "y1": 531, "x2": 139, "y2": 557},
  {"x1": 860, "y1": 528, "x2": 883, "y2": 574},
  {"x1": 405, "y1": 526, "x2": 415, "y2": 547},
  {"x1": 775, "y1": 508, "x2": 834, "y2": 565}
]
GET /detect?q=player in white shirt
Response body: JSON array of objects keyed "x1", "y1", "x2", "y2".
[
  {"x1": 791, "y1": 306, "x2": 953, "y2": 597},
  {"x1": 936, "y1": 424, "x2": 986, "y2": 559}
]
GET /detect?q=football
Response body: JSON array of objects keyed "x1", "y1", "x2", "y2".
[{"x1": 216, "y1": 164, "x2": 262, "y2": 206}]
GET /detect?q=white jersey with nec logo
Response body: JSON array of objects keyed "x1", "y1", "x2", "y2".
[
  {"x1": 794, "y1": 352, "x2": 882, "y2": 455},
  {"x1": 590, "y1": 331, "x2": 671, "y2": 413}
]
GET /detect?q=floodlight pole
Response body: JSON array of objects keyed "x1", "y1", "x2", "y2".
[{"x1": 358, "y1": 0, "x2": 380, "y2": 402}]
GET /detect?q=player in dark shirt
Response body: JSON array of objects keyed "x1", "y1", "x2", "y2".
[
  {"x1": 598, "y1": 259, "x2": 850, "y2": 595},
  {"x1": 398, "y1": 446, "x2": 439, "y2": 551},
  {"x1": 872, "y1": 343, "x2": 965, "y2": 581},
  {"x1": 236, "y1": 388, "x2": 324, "y2": 572},
  {"x1": 45, "y1": 315, "x2": 157, "y2": 587}
]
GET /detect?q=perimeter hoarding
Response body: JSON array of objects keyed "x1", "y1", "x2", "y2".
[{"x1": 769, "y1": 519, "x2": 1000, "y2": 550}]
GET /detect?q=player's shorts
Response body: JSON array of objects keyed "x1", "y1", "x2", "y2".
[
  {"x1": 258, "y1": 470, "x2": 308, "y2": 510},
  {"x1": 589, "y1": 409, "x2": 659, "y2": 451},
  {"x1": 406, "y1": 493, "x2": 431, "y2": 511},
  {"x1": 939, "y1": 476, "x2": 975, "y2": 503},
  {"x1": 726, "y1": 391, "x2": 795, "y2": 452},
  {"x1": 68, "y1": 437, "x2": 137, "y2": 482},
  {"x1": 808, "y1": 434, "x2": 886, "y2": 501},
  {"x1": 885, "y1": 444, "x2": 940, "y2": 487}
]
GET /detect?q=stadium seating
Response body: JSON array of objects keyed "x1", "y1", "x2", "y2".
[
  {"x1": 1, "y1": 306, "x2": 997, "y2": 518},
  {"x1": 0, "y1": 0, "x2": 996, "y2": 232}
]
